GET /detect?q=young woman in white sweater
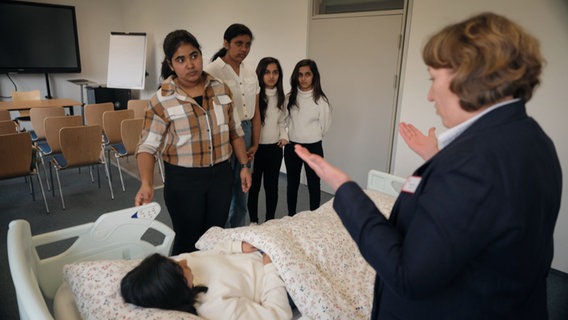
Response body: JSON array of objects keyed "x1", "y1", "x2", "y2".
[
  {"x1": 284, "y1": 59, "x2": 331, "y2": 215},
  {"x1": 247, "y1": 57, "x2": 289, "y2": 223},
  {"x1": 121, "y1": 241, "x2": 292, "y2": 319}
]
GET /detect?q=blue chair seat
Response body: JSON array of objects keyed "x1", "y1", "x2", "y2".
[
  {"x1": 35, "y1": 140, "x2": 52, "y2": 155},
  {"x1": 110, "y1": 143, "x2": 127, "y2": 156},
  {"x1": 51, "y1": 153, "x2": 68, "y2": 169}
]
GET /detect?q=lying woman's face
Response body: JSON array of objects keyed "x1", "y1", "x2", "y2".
[{"x1": 176, "y1": 259, "x2": 194, "y2": 287}]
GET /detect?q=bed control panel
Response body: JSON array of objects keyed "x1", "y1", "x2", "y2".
[
  {"x1": 130, "y1": 203, "x2": 160, "y2": 221},
  {"x1": 90, "y1": 202, "x2": 162, "y2": 241}
]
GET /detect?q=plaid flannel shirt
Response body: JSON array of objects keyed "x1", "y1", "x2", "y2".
[{"x1": 136, "y1": 73, "x2": 244, "y2": 167}]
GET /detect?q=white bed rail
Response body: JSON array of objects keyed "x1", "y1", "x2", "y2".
[
  {"x1": 366, "y1": 169, "x2": 406, "y2": 197},
  {"x1": 7, "y1": 202, "x2": 174, "y2": 320}
]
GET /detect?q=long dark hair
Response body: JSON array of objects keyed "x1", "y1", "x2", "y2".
[
  {"x1": 256, "y1": 57, "x2": 285, "y2": 125},
  {"x1": 287, "y1": 59, "x2": 329, "y2": 112},
  {"x1": 210, "y1": 23, "x2": 253, "y2": 62},
  {"x1": 121, "y1": 253, "x2": 208, "y2": 314},
  {"x1": 160, "y1": 30, "x2": 202, "y2": 81}
]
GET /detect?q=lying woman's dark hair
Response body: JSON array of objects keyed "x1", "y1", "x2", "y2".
[{"x1": 121, "y1": 253, "x2": 208, "y2": 314}]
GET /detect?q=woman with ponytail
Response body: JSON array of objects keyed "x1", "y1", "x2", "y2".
[{"x1": 205, "y1": 23, "x2": 261, "y2": 228}]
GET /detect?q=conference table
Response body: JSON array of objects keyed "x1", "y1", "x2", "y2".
[{"x1": 0, "y1": 98, "x2": 83, "y2": 114}]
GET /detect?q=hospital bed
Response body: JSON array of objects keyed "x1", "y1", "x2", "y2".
[
  {"x1": 7, "y1": 170, "x2": 405, "y2": 320},
  {"x1": 7, "y1": 202, "x2": 174, "y2": 320}
]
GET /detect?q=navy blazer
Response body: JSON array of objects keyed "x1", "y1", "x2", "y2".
[{"x1": 334, "y1": 100, "x2": 562, "y2": 319}]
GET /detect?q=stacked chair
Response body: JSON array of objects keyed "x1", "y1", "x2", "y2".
[
  {"x1": 0, "y1": 109, "x2": 11, "y2": 121},
  {"x1": 51, "y1": 124, "x2": 114, "y2": 209},
  {"x1": 29, "y1": 107, "x2": 66, "y2": 185},
  {"x1": 83, "y1": 102, "x2": 114, "y2": 142},
  {"x1": 0, "y1": 119, "x2": 18, "y2": 134},
  {"x1": 0, "y1": 131, "x2": 49, "y2": 212},
  {"x1": 126, "y1": 99, "x2": 149, "y2": 119},
  {"x1": 126, "y1": 99, "x2": 164, "y2": 183},
  {"x1": 107, "y1": 117, "x2": 144, "y2": 191},
  {"x1": 37, "y1": 115, "x2": 83, "y2": 189},
  {"x1": 102, "y1": 109, "x2": 134, "y2": 190},
  {"x1": 35, "y1": 114, "x2": 114, "y2": 210},
  {"x1": 0, "y1": 109, "x2": 18, "y2": 134},
  {"x1": 30, "y1": 107, "x2": 65, "y2": 143},
  {"x1": 11, "y1": 90, "x2": 41, "y2": 132}
]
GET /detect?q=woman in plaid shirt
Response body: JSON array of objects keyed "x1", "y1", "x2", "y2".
[{"x1": 135, "y1": 30, "x2": 251, "y2": 254}]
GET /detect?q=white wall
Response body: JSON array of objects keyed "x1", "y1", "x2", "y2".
[
  {"x1": 393, "y1": 0, "x2": 568, "y2": 272},
  {"x1": 0, "y1": 0, "x2": 308, "y2": 106},
  {"x1": 117, "y1": 0, "x2": 310, "y2": 99},
  {"x1": 1, "y1": 0, "x2": 566, "y2": 273}
]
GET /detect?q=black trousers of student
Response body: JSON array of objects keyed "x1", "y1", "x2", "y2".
[
  {"x1": 248, "y1": 143, "x2": 283, "y2": 223},
  {"x1": 163, "y1": 160, "x2": 232, "y2": 254},
  {"x1": 284, "y1": 140, "x2": 323, "y2": 216}
]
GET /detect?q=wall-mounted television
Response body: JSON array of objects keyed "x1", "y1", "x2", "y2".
[{"x1": 0, "y1": 1, "x2": 81, "y2": 74}]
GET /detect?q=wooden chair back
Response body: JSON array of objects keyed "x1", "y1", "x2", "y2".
[
  {"x1": 102, "y1": 109, "x2": 134, "y2": 144},
  {"x1": 0, "y1": 120, "x2": 18, "y2": 134},
  {"x1": 12, "y1": 90, "x2": 41, "y2": 118},
  {"x1": 121, "y1": 118, "x2": 144, "y2": 155},
  {"x1": 0, "y1": 132, "x2": 33, "y2": 179},
  {"x1": 127, "y1": 99, "x2": 149, "y2": 119},
  {"x1": 44, "y1": 116, "x2": 83, "y2": 154},
  {"x1": 59, "y1": 125, "x2": 103, "y2": 168},
  {"x1": 30, "y1": 107, "x2": 65, "y2": 140},
  {"x1": 0, "y1": 109, "x2": 11, "y2": 121},
  {"x1": 11, "y1": 90, "x2": 41, "y2": 101},
  {"x1": 83, "y1": 102, "x2": 114, "y2": 126}
]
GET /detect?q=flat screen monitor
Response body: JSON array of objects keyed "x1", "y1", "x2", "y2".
[{"x1": 0, "y1": 1, "x2": 81, "y2": 73}]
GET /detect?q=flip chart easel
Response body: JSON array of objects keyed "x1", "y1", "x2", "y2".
[{"x1": 107, "y1": 32, "x2": 146, "y2": 89}]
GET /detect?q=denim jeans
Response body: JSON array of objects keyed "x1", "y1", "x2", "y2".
[{"x1": 226, "y1": 120, "x2": 252, "y2": 227}]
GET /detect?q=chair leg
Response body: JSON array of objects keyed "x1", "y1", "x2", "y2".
[
  {"x1": 49, "y1": 164, "x2": 55, "y2": 197},
  {"x1": 38, "y1": 153, "x2": 51, "y2": 191},
  {"x1": 115, "y1": 154, "x2": 126, "y2": 192},
  {"x1": 54, "y1": 167, "x2": 66, "y2": 210},
  {"x1": 107, "y1": 148, "x2": 113, "y2": 182},
  {"x1": 96, "y1": 164, "x2": 101, "y2": 189},
  {"x1": 101, "y1": 147, "x2": 114, "y2": 200},
  {"x1": 29, "y1": 171, "x2": 35, "y2": 201},
  {"x1": 34, "y1": 164, "x2": 49, "y2": 213},
  {"x1": 25, "y1": 175, "x2": 33, "y2": 195}
]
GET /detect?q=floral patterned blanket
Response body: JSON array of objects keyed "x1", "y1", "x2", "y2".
[{"x1": 196, "y1": 189, "x2": 396, "y2": 320}]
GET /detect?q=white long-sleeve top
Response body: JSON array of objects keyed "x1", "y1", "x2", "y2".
[
  {"x1": 286, "y1": 89, "x2": 331, "y2": 143},
  {"x1": 260, "y1": 87, "x2": 288, "y2": 144},
  {"x1": 205, "y1": 58, "x2": 260, "y2": 122},
  {"x1": 176, "y1": 241, "x2": 292, "y2": 320}
]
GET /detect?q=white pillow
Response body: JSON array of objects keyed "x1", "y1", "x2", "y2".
[{"x1": 63, "y1": 259, "x2": 202, "y2": 320}]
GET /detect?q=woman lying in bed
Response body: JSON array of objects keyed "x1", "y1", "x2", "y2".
[{"x1": 120, "y1": 241, "x2": 293, "y2": 320}]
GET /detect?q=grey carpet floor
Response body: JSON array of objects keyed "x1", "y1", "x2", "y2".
[{"x1": 1, "y1": 161, "x2": 566, "y2": 319}]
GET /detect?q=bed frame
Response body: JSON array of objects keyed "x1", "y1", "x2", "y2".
[
  {"x1": 7, "y1": 202, "x2": 174, "y2": 320},
  {"x1": 7, "y1": 170, "x2": 406, "y2": 320}
]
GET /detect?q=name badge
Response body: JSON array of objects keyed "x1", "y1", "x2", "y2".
[{"x1": 402, "y1": 176, "x2": 421, "y2": 194}]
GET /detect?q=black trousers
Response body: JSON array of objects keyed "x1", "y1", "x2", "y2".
[
  {"x1": 248, "y1": 143, "x2": 283, "y2": 223},
  {"x1": 284, "y1": 140, "x2": 323, "y2": 215},
  {"x1": 163, "y1": 161, "x2": 232, "y2": 254}
]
